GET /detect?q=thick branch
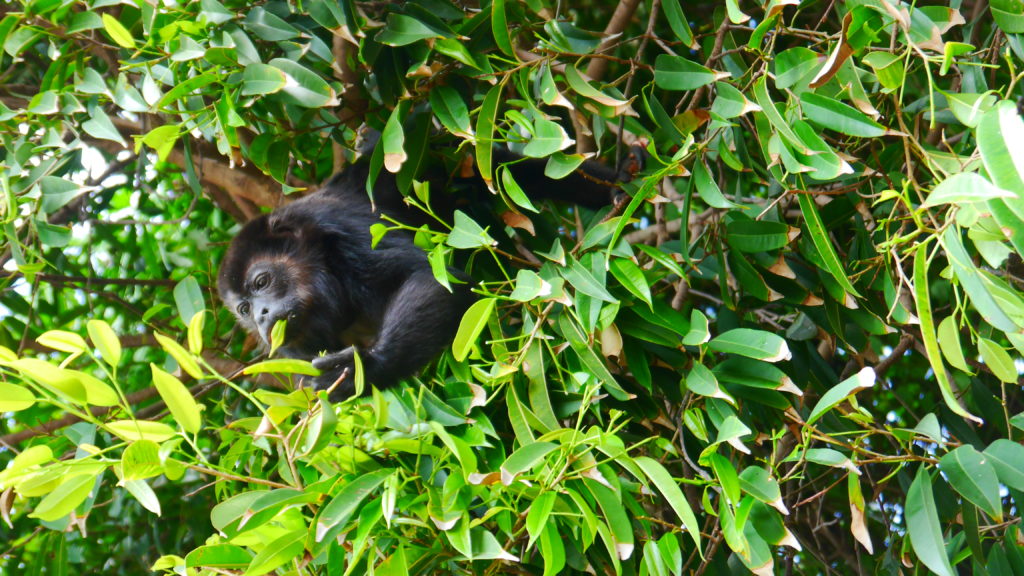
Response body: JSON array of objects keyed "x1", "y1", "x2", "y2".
[{"x1": 586, "y1": 0, "x2": 643, "y2": 83}]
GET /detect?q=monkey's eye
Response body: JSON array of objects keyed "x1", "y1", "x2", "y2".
[
  {"x1": 237, "y1": 301, "x2": 251, "y2": 316},
  {"x1": 253, "y1": 274, "x2": 270, "y2": 291}
]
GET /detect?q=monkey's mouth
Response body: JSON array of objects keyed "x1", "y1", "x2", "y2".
[{"x1": 261, "y1": 310, "x2": 300, "y2": 348}]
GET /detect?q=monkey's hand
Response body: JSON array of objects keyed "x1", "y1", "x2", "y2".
[{"x1": 311, "y1": 348, "x2": 359, "y2": 401}]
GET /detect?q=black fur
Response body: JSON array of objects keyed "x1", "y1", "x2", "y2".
[{"x1": 218, "y1": 148, "x2": 635, "y2": 400}]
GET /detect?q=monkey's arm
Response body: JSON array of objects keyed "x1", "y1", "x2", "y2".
[{"x1": 312, "y1": 268, "x2": 475, "y2": 399}]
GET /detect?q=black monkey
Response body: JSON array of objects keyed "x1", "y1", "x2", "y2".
[{"x1": 218, "y1": 147, "x2": 633, "y2": 400}]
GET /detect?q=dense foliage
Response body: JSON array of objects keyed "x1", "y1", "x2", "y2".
[{"x1": 1, "y1": 0, "x2": 1023, "y2": 574}]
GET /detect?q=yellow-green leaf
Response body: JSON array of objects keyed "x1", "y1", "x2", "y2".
[
  {"x1": 87, "y1": 319, "x2": 121, "y2": 366},
  {"x1": 102, "y1": 14, "x2": 136, "y2": 49},
  {"x1": 151, "y1": 364, "x2": 202, "y2": 434}
]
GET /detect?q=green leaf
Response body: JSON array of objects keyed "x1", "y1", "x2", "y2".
[
  {"x1": 713, "y1": 416, "x2": 753, "y2": 454},
  {"x1": 562, "y1": 258, "x2": 617, "y2": 303},
  {"x1": 452, "y1": 298, "x2": 495, "y2": 362},
  {"x1": 936, "y1": 317, "x2": 970, "y2": 373},
  {"x1": 107, "y1": 420, "x2": 177, "y2": 442},
  {"x1": 940, "y1": 228, "x2": 1018, "y2": 333},
  {"x1": 654, "y1": 55, "x2": 717, "y2": 91},
  {"x1": 151, "y1": 364, "x2": 202, "y2": 434},
  {"x1": 662, "y1": 0, "x2": 695, "y2": 47},
  {"x1": 9, "y1": 359, "x2": 86, "y2": 404},
  {"x1": 739, "y1": 467, "x2": 787, "y2": 515},
  {"x1": 314, "y1": 469, "x2": 392, "y2": 552},
  {"x1": 562, "y1": 65, "x2": 632, "y2": 115},
  {"x1": 725, "y1": 218, "x2": 792, "y2": 252},
  {"x1": 447, "y1": 210, "x2": 495, "y2": 249},
  {"x1": 634, "y1": 456, "x2": 702, "y2": 550},
  {"x1": 173, "y1": 276, "x2": 205, "y2": 327},
  {"x1": 978, "y1": 337, "x2": 1018, "y2": 383},
  {"x1": 906, "y1": 466, "x2": 956, "y2": 576},
  {"x1": 242, "y1": 358, "x2": 319, "y2": 376},
  {"x1": 269, "y1": 58, "x2": 336, "y2": 108},
  {"x1": 155, "y1": 72, "x2": 221, "y2": 111},
  {"x1": 155, "y1": 333, "x2": 203, "y2": 379},
  {"x1": 242, "y1": 528, "x2": 305, "y2": 576},
  {"x1": 914, "y1": 243, "x2": 985, "y2": 423},
  {"x1": 185, "y1": 545, "x2": 253, "y2": 570},
  {"x1": 121, "y1": 439, "x2": 164, "y2": 481},
  {"x1": 76, "y1": 68, "x2": 109, "y2": 95},
  {"x1": 37, "y1": 330, "x2": 87, "y2": 354},
  {"x1": 475, "y1": 83, "x2": 502, "y2": 188},
  {"x1": 609, "y1": 258, "x2": 652, "y2": 308},
  {"x1": 685, "y1": 362, "x2": 736, "y2": 405},
  {"x1": 557, "y1": 314, "x2": 629, "y2": 400},
  {"x1": 682, "y1": 309, "x2": 710, "y2": 346},
  {"x1": 983, "y1": 439, "x2": 1024, "y2": 492},
  {"x1": 693, "y1": 157, "x2": 740, "y2": 209},
  {"x1": 376, "y1": 13, "x2": 447, "y2": 46},
  {"x1": 922, "y1": 172, "x2": 1015, "y2": 208},
  {"x1": 938, "y1": 445, "x2": 1002, "y2": 521},
  {"x1": 799, "y1": 92, "x2": 886, "y2": 137},
  {"x1": 300, "y1": 396, "x2": 337, "y2": 456},
  {"x1": 499, "y1": 167, "x2": 539, "y2": 213},
  {"x1": 526, "y1": 492, "x2": 557, "y2": 549},
  {"x1": 510, "y1": 269, "x2": 548, "y2": 301},
  {"x1": 797, "y1": 192, "x2": 862, "y2": 298},
  {"x1": 429, "y1": 85, "x2": 473, "y2": 139},
  {"x1": 82, "y1": 105, "x2": 127, "y2": 147},
  {"x1": 0, "y1": 382, "x2": 35, "y2": 412},
  {"x1": 523, "y1": 118, "x2": 573, "y2": 158},
  {"x1": 804, "y1": 448, "x2": 858, "y2": 474},
  {"x1": 241, "y1": 63, "x2": 286, "y2": 96},
  {"x1": 29, "y1": 473, "x2": 98, "y2": 522},
  {"x1": 535, "y1": 525, "x2": 565, "y2": 576},
  {"x1": 708, "y1": 328, "x2": 791, "y2": 362},
  {"x1": 992, "y1": 0, "x2": 1024, "y2": 33},
  {"x1": 500, "y1": 441, "x2": 558, "y2": 484},
  {"x1": 979, "y1": 101, "x2": 1024, "y2": 194},
  {"x1": 87, "y1": 319, "x2": 121, "y2": 366},
  {"x1": 243, "y1": 7, "x2": 298, "y2": 42},
  {"x1": 102, "y1": 14, "x2": 135, "y2": 49},
  {"x1": 491, "y1": 0, "x2": 514, "y2": 56},
  {"x1": 188, "y1": 311, "x2": 205, "y2": 356},
  {"x1": 381, "y1": 102, "x2": 408, "y2": 175},
  {"x1": 806, "y1": 367, "x2": 875, "y2": 426},
  {"x1": 711, "y1": 82, "x2": 758, "y2": 119},
  {"x1": 584, "y1": 479, "x2": 634, "y2": 560},
  {"x1": 28, "y1": 90, "x2": 58, "y2": 115},
  {"x1": 544, "y1": 152, "x2": 586, "y2": 179},
  {"x1": 123, "y1": 479, "x2": 161, "y2": 516},
  {"x1": 863, "y1": 51, "x2": 905, "y2": 91},
  {"x1": 752, "y1": 76, "x2": 804, "y2": 150}
]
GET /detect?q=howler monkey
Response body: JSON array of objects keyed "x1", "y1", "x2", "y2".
[{"x1": 218, "y1": 146, "x2": 633, "y2": 400}]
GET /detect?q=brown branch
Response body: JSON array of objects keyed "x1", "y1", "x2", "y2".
[
  {"x1": 874, "y1": 332, "x2": 915, "y2": 378},
  {"x1": 685, "y1": 18, "x2": 730, "y2": 112},
  {"x1": 332, "y1": 33, "x2": 368, "y2": 172},
  {"x1": 586, "y1": 0, "x2": 643, "y2": 83},
  {"x1": 0, "y1": 271, "x2": 178, "y2": 287}
]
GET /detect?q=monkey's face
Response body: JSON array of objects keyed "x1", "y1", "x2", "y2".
[
  {"x1": 219, "y1": 258, "x2": 308, "y2": 349},
  {"x1": 218, "y1": 213, "x2": 354, "y2": 360}
]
